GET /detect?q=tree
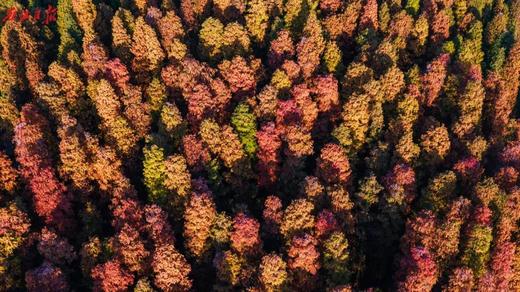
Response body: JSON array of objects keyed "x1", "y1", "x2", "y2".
[
  {"x1": 210, "y1": 212, "x2": 232, "y2": 248},
  {"x1": 151, "y1": 245, "x2": 192, "y2": 291},
  {"x1": 452, "y1": 79, "x2": 485, "y2": 140},
  {"x1": 292, "y1": 83, "x2": 318, "y2": 132},
  {"x1": 259, "y1": 254, "x2": 288, "y2": 291},
  {"x1": 322, "y1": 41, "x2": 344, "y2": 75},
  {"x1": 316, "y1": 143, "x2": 352, "y2": 186},
  {"x1": 182, "y1": 134, "x2": 211, "y2": 172},
  {"x1": 113, "y1": 224, "x2": 149, "y2": 273},
  {"x1": 222, "y1": 22, "x2": 252, "y2": 59},
  {"x1": 255, "y1": 85, "x2": 279, "y2": 121},
  {"x1": 397, "y1": 247, "x2": 438, "y2": 292},
  {"x1": 230, "y1": 213, "x2": 261, "y2": 255},
  {"x1": 380, "y1": 66, "x2": 405, "y2": 102},
  {"x1": 268, "y1": 30, "x2": 295, "y2": 69},
  {"x1": 280, "y1": 199, "x2": 315, "y2": 240},
  {"x1": 486, "y1": 241, "x2": 516, "y2": 290},
  {"x1": 183, "y1": 179, "x2": 217, "y2": 258},
  {"x1": 420, "y1": 124, "x2": 451, "y2": 165},
  {"x1": 383, "y1": 164, "x2": 416, "y2": 209},
  {"x1": 212, "y1": 0, "x2": 246, "y2": 21},
  {"x1": 213, "y1": 250, "x2": 243, "y2": 286},
  {"x1": 111, "y1": 9, "x2": 133, "y2": 64},
  {"x1": 0, "y1": 22, "x2": 44, "y2": 92},
  {"x1": 200, "y1": 119, "x2": 246, "y2": 169},
  {"x1": 422, "y1": 54, "x2": 450, "y2": 107},
  {"x1": 420, "y1": 171, "x2": 458, "y2": 214},
  {"x1": 14, "y1": 104, "x2": 75, "y2": 234},
  {"x1": 246, "y1": 0, "x2": 269, "y2": 43},
  {"x1": 405, "y1": 0, "x2": 420, "y2": 15},
  {"x1": 57, "y1": 116, "x2": 93, "y2": 192},
  {"x1": 0, "y1": 152, "x2": 17, "y2": 193},
  {"x1": 296, "y1": 11, "x2": 325, "y2": 79},
  {"x1": 143, "y1": 144, "x2": 168, "y2": 207},
  {"x1": 180, "y1": 0, "x2": 211, "y2": 27},
  {"x1": 87, "y1": 80, "x2": 139, "y2": 156},
  {"x1": 218, "y1": 56, "x2": 258, "y2": 98},
  {"x1": 489, "y1": 39, "x2": 520, "y2": 136},
  {"x1": 144, "y1": 205, "x2": 175, "y2": 247},
  {"x1": 320, "y1": 0, "x2": 342, "y2": 14},
  {"x1": 355, "y1": 176, "x2": 383, "y2": 208},
  {"x1": 332, "y1": 92, "x2": 371, "y2": 156},
  {"x1": 71, "y1": 0, "x2": 98, "y2": 43},
  {"x1": 457, "y1": 20, "x2": 485, "y2": 67},
  {"x1": 445, "y1": 267, "x2": 474, "y2": 291},
  {"x1": 131, "y1": 17, "x2": 165, "y2": 75},
  {"x1": 91, "y1": 260, "x2": 134, "y2": 292},
  {"x1": 103, "y1": 58, "x2": 130, "y2": 92},
  {"x1": 37, "y1": 228, "x2": 76, "y2": 266},
  {"x1": 263, "y1": 196, "x2": 283, "y2": 234},
  {"x1": 284, "y1": 126, "x2": 314, "y2": 157},
  {"x1": 430, "y1": 9, "x2": 451, "y2": 44},
  {"x1": 0, "y1": 204, "x2": 30, "y2": 290},
  {"x1": 157, "y1": 11, "x2": 187, "y2": 61},
  {"x1": 81, "y1": 42, "x2": 109, "y2": 79},
  {"x1": 164, "y1": 155, "x2": 192, "y2": 209},
  {"x1": 287, "y1": 233, "x2": 320, "y2": 287},
  {"x1": 231, "y1": 103, "x2": 258, "y2": 157},
  {"x1": 322, "y1": 231, "x2": 350, "y2": 286},
  {"x1": 434, "y1": 198, "x2": 471, "y2": 268},
  {"x1": 0, "y1": 204, "x2": 30, "y2": 259},
  {"x1": 198, "y1": 17, "x2": 225, "y2": 60},
  {"x1": 25, "y1": 262, "x2": 70, "y2": 292},
  {"x1": 57, "y1": 0, "x2": 83, "y2": 60},
  {"x1": 284, "y1": 0, "x2": 311, "y2": 35},
  {"x1": 359, "y1": 0, "x2": 379, "y2": 30}
]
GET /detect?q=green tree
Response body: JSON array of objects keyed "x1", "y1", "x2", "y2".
[
  {"x1": 143, "y1": 144, "x2": 168, "y2": 207},
  {"x1": 322, "y1": 231, "x2": 350, "y2": 286},
  {"x1": 231, "y1": 103, "x2": 258, "y2": 157},
  {"x1": 57, "y1": 0, "x2": 83, "y2": 61},
  {"x1": 461, "y1": 224, "x2": 493, "y2": 277},
  {"x1": 420, "y1": 171, "x2": 458, "y2": 214}
]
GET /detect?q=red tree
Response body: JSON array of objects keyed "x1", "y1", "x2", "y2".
[
  {"x1": 91, "y1": 260, "x2": 134, "y2": 292},
  {"x1": 230, "y1": 213, "x2": 261, "y2": 255},
  {"x1": 14, "y1": 104, "x2": 75, "y2": 234}
]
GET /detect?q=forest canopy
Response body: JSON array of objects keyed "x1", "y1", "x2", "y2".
[{"x1": 0, "y1": 0, "x2": 520, "y2": 291}]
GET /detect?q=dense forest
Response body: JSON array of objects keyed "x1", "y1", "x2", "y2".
[{"x1": 0, "y1": 0, "x2": 519, "y2": 291}]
